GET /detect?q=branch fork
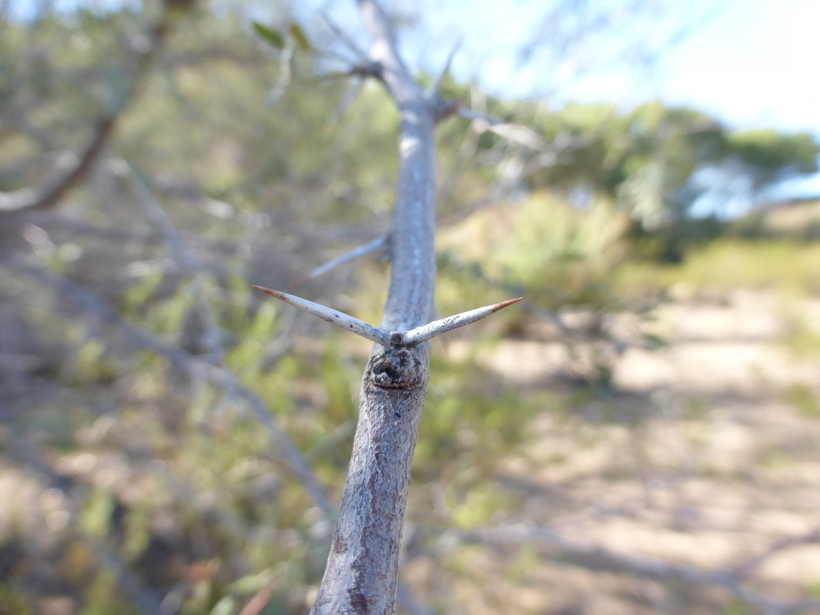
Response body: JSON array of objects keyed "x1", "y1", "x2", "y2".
[{"x1": 251, "y1": 285, "x2": 521, "y2": 348}]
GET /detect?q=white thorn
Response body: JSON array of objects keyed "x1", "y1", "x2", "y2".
[
  {"x1": 430, "y1": 37, "x2": 462, "y2": 100},
  {"x1": 402, "y1": 297, "x2": 523, "y2": 347},
  {"x1": 252, "y1": 286, "x2": 392, "y2": 346}
]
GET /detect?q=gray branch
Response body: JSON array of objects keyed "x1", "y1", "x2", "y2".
[{"x1": 308, "y1": 1, "x2": 439, "y2": 612}]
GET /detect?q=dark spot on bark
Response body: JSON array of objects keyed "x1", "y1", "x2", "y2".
[
  {"x1": 332, "y1": 535, "x2": 347, "y2": 554},
  {"x1": 349, "y1": 589, "x2": 369, "y2": 614},
  {"x1": 394, "y1": 412, "x2": 400, "y2": 418}
]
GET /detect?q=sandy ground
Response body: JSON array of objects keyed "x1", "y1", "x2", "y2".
[
  {"x1": 431, "y1": 290, "x2": 820, "y2": 614},
  {"x1": 2, "y1": 290, "x2": 819, "y2": 614}
]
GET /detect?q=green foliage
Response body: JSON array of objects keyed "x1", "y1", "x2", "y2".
[
  {"x1": 785, "y1": 385, "x2": 820, "y2": 419},
  {"x1": 5, "y1": 3, "x2": 820, "y2": 613},
  {"x1": 81, "y1": 569, "x2": 142, "y2": 615},
  {"x1": 781, "y1": 315, "x2": 820, "y2": 359},
  {"x1": 440, "y1": 192, "x2": 630, "y2": 313},
  {"x1": 526, "y1": 100, "x2": 819, "y2": 229},
  {"x1": 615, "y1": 239, "x2": 820, "y2": 300},
  {"x1": 449, "y1": 484, "x2": 512, "y2": 530},
  {"x1": 505, "y1": 543, "x2": 541, "y2": 584},
  {"x1": 288, "y1": 23, "x2": 311, "y2": 52},
  {"x1": 726, "y1": 129, "x2": 819, "y2": 187},
  {"x1": 252, "y1": 22, "x2": 285, "y2": 49},
  {"x1": 0, "y1": 584, "x2": 34, "y2": 615},
  {"x1": 79, "y1": 489, "x2": 117, "y2": 537},
  {"x1": 723, "y1": 597, "x2": 752, "y2": 615}
]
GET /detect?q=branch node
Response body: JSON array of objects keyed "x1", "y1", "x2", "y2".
[
  {"x1": 432, "y1": 96, "x2": 466, "y2": 124},
  {"x1": 368, "y1": 347, "x2": 424, "y2": 390}
]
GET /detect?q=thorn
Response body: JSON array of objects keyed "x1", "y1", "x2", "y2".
[
  {"x1": 430, "y1": 37, "x2": 462, "y2": 101},
  {"x1": 331, "y1": 79, "x2": 365, "y2": 125},
  {"x1": 457, "y1": 108, "x2": 547, "y2": 150},
  {"x1": 289, "y1": 236, "x2": 388, "y2": 290},
  {"x1": 252, "y1": 285, "x2": 392, "y2": 346},
  {"x1": 402, "y1": 297, "x2": 522, "y2": 347}
]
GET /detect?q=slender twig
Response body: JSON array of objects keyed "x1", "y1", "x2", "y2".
[
  {"x1": 5, "y1": 256, "x2": 335, "y2": 516},
  {"x1": 454, "y1": 525, "x2": 820, "y2": 615},
  {"x1": 323, "y1": 13, "x2": 369, "y2": 63},
  {"x1": 331, "y1": 78, "x2": 367, "y2": 125},
  {"x1": 289, "y1": 236, "x2": 388, "y2": 289},
  {"x1": 126, "y1": 163, "x2": 198, "y2": 272},
  {"x1": 0, "y1": 16, "x2": 171, "y2": 214},
  {"x1": 126, "y1": 162, "x2": 226, "y2": 363}
]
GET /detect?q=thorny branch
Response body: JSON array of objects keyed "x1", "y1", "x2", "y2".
[
  {"x1": 5, "y1": 255, "x2": 335, "y2": 516},
  {"x1": 0, "y1": 10, "x2": 171, "y2": 214},
  {"x1": 281, "y1": 1, "x2": 513, "y2": 612},
  {"x1": 4, "y1": 255, "x2": 430, "y2": 614}
]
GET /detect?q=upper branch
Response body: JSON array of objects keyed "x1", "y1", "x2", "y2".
[
  {"x1": 357, "y1": 0, "x2": 436, "y2": 332},
  {"x1": 0, "y1": 15, "x2": 171, "y2": 215}
]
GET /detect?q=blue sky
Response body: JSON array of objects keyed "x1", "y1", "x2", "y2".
[
  {"x1": 390, "y1": 0, "x2": 820, "y2": 198},
  {"x1": 10, "y1": 0, "x2": 820, "y2": 198},
  {"x1": 405, "y1": 0, "x2": 819, "y2": 134}
]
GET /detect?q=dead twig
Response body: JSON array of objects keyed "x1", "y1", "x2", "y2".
[
  {"x1": 455, "y1": 525, "x2": 820, "y2": 615},
  {"x1": 5, "y1": 255, "x2": 335, "y2": 516},
  {"x1": 0, "y1": 15, "x2": 171, "y2": 214}
]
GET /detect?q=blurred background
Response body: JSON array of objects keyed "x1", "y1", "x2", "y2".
[{"x1": 2, "y1": 0, "x2": 820, "y2": 613}]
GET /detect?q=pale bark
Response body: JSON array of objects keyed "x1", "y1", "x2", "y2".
[{"x1": 309, "y1": 1, "x2": 438, "y2": 613}]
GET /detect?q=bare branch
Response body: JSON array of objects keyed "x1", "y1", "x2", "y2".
[
  {"x1": 0, "y1": 116, "x2": 117, "y2": 213},
  {"x1": 252, "y1": 285, "x2": 393, "y2": 346},
  {"x1": 323, "y1": 13, "x2": 370, "y2": 64},
  {"x1": 456, "y1": 525, "x2": 820, "y2": 615},
  {"x1": 6, "y1": 256, "x2": 335, "y2": 516},
  {"x1": 731, "y1": 527, "x2": 820, "y2": 581},
  {"x1": 0, "y1": 16, "x2": 170, "y2": 214},
  {"x1": 126, "y1": 162, "x2": 200, "y2": 272},
  {"x1": 310, "y1": 0, "x2": 439, "y2": 611},
  {"x1": 289, "y1": 236, "x2": 388, "y2": 289},
  {"x1": 125, "y1": 163, "x2": 228, "y2": 364}
]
